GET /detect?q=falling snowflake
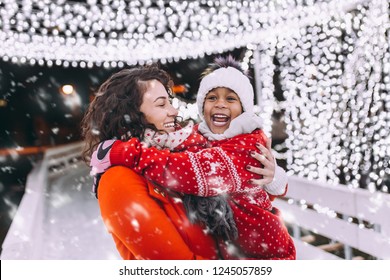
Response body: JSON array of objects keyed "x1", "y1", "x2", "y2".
[
  {"x1": 131, "y1": 219, "x2": 140, "y2": 232},
  {"x1": 172, "y1": 197, "x2": 182, "y2": 204},
  {"x1": 214, "y1": 209, "x2": 223, "y2": 217},
  {"x1": 123, "y1": 114, "x2": 131, "y2": 123},
  {"x1": 1, "y1": 166, "x2": 16, "y2": 173},
  {"x1": 154, "y1": 227, "x2": 163, "y2": 235},
  {"x1": 209, "y1": 176, "x2": 225, "y2": 187},
  {"x1": 92, "y1": 128, "x2": 100, "y2": 135},
  {"x1": 226, "y1": 242, "x2": 240, "y2": 256},
  {"x1": 51, "y1": 127, "x2": 59, "y2": 134},
  {"x1": 187, "y1": 210, "x2": 198, "y2": 221},
  {"x1": 25, "y1": 75, "x2": 38, "y2": 83}
]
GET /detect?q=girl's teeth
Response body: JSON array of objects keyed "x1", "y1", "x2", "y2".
[{"x1": 212, "y1": 115, "x2": 229, "y2": 121}]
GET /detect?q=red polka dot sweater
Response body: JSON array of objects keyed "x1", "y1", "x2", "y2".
[{"x1": 109, "y1": 125, "x2": 296, "y2": 259}]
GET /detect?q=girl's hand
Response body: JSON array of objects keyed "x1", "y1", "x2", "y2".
[
  {"x1": 247, "y1": 138, "x2": 275, "y2": 187},
  {"x1": 90, "y1": 139, "x2": 116, "y2": 175}
]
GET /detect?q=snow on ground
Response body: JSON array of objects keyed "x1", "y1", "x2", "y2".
[{"x1": 39, "y1": 165, "x2": 120, "y2": 260}]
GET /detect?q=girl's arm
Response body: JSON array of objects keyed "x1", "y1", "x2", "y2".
[{"x1": 107, "y1": 132, "x2": 266, "y2": 196}]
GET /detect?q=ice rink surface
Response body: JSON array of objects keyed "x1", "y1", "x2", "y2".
[{"x1": 23, "y1": 165, "x2": 120, "y2": 260}]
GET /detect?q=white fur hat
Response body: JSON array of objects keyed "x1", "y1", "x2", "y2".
[{"x1": 196, "y1": 66, "x2": 254, "y2": 120}]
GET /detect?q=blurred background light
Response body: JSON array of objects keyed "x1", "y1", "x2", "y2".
[{"x1": 60, "y1": 84, "x2": 75, "y2": 95}]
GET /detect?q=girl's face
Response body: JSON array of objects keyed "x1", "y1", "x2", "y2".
[
  {"x1": 140, "y1": 80, "x2": 178, "y2": 133},
  {"x1": 203, "y1": 87, "x2": 243, "y2": 134}
]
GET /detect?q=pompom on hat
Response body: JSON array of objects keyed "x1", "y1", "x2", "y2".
[{"x1": 196, "y1": 66, "x2": 254, "y2": 120}]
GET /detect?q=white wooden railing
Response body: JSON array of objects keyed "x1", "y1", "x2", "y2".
[
  {"x1": 0, "y1": 142, "x2": 84, "y2": 259},
  {"x1": 274, "y1": 176, "x2": 390, "y2": 260}
]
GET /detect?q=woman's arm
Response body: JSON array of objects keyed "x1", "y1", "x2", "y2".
[{"x1": 246, "y1": 137, "x2": 288, "y2": 197}]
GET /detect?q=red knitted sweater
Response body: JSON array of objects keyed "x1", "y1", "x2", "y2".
[{"x1": 109, "y1": 125, "x2": 296, "y2": 259}]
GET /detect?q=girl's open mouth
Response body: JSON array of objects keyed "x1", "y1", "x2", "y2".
[{"x1": 212, "y1": 114, "x2": 230, "y2": 126}]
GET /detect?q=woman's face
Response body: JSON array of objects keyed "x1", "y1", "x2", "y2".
[
  {"x1": 140, "y1": 79, "x2": 178, "y2": 133},
  {"x1": 203, "y1": 87, "x2": 243, "y2": 134}
]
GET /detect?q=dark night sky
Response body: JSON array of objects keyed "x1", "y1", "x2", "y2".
[{"x1": 0, "y1": 48, "x2": 245, "y2": 149}]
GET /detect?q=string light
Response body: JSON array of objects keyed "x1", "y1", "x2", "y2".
[
  {"x1": 2, "y1": 0, "x2": 387, "y2": 192},
  {"x1": 253, "y1": 0, "x2": 389, "y2": 192},
  {"x1": 0, "y1": 0, "x2": 369, "y2": 67}
]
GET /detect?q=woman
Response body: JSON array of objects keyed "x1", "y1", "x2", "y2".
[
  {"x1": 82, "y1": 65, "x2": 285, "y2": 259},
  {"x1": 82, "y1": 66, "x2": 220, "y2": 259}
]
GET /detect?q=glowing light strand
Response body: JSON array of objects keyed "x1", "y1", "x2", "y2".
[
  {"x1": 254, "y1": 0, "x2": 389, "y2": 192},
  {"x1": 0, "y1": 0, "x2": 369, "y2": 67}
]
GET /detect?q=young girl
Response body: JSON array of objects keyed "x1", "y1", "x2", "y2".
[{"x1": 91, "y1": 57, "x2": 296, "y2": 259}]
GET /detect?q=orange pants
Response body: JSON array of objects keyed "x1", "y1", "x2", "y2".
[{"x1": 98, "y1": 166, "x2": 218, "y2": 260}]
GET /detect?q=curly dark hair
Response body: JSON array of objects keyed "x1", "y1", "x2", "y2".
[{"x1": 81, "y1": 65, "x2": 173, "y2": 162}]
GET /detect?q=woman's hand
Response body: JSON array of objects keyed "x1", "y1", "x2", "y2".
[{"x1": 247, "y1": 138, "x2": 276, "y2": 187}]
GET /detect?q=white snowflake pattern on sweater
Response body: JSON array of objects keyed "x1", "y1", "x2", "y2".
[{"x1": 108, "y1": 124, "x2": 295, "y2": 259}]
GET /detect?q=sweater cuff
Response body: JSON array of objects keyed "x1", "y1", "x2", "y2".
[
  {"x1": 263, "y1": 165, "x2": 288, "y2": 196},
  {"x1": 109, "y1": 140, "x2": 125, "y2": 165}
]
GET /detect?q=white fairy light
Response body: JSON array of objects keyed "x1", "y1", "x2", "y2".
[
  {"x1": 2, "y1": 0, "x2": 386, "y2": 192},
  {"x1": 254, "y1": 0, "x2": 389, "y2": 192},
  {"x1": 0, "y1": 0, "x2": 369, "y2": 67}
]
